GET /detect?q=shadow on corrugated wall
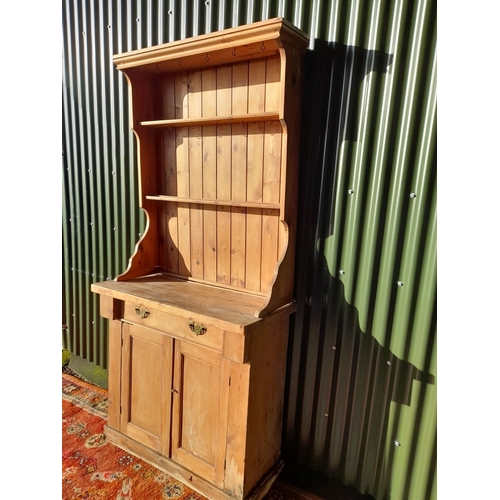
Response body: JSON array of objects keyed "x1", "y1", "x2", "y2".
[{"x1": 283, "y1": 40, "x2": 437, "y2": 499}]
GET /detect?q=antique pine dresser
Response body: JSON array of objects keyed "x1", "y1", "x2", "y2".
[{"x1": 91, "y1": 17, "x2": 309, "y2": 500}]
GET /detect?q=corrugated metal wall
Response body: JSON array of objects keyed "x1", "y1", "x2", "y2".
[{"x1": 62, "y1": 2, "x2": 437, "y2": 500}]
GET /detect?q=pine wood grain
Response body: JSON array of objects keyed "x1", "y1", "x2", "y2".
[
  {"x1": 93, "y1": 18, "x2": 308, "y2": 500},
  {"x1": 91, "y1": 275, "x2": 269, "y2": 329},
  {"x1": 202, "y1": 68, "x2": 218, "y2": 282},
  {"x1": 230, "y1": 61, "x2": 249, "y2": 288},
  {"x1": 106, "y1": 319, "x2": 122, "y2": 431},
  {"x1": 172, "y1": 340, "x2": 227, "y2": 486},
  {"x1": 120, "y1": 323, "x2": 173, "y2": 455},
  {"x1": 140, "y1": 112, "x2": 279, "y2": 127},
  {"x1": 216, "y1": 64, "x2": 232, "y2": 286}
]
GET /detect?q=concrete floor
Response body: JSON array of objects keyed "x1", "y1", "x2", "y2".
[{"x1": 62, "y1": 350, "x2": 108, "y2": 388}]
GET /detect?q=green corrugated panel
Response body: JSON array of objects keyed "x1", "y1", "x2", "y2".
[{"x1": 62, "y1": 2, "x2": 437, "y2": 499}]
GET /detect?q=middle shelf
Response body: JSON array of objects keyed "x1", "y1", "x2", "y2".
[{"x1": 140, "y1": 112, "x2": 280, "y2": 128}]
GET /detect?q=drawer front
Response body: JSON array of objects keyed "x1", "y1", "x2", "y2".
[{"x1": 122, "y1": 302, "x2": 224, "y2": 352}]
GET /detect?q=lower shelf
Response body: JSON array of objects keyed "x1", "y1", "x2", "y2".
[
  {"x1": 145, "y1": 195, "x2": 281, "y2": 210},
  {"x1": 104, "y1": 425, "x2": 284, "y2": 500}
]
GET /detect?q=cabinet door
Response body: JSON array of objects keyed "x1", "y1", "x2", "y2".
[
  {"x1": 171, "y1": 340, "x2": 229, "y2": 487},
  {"x1": 120, "y1": 322, "x2": 173, "y2": 455}
]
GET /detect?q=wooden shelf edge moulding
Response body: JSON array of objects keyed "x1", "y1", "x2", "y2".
[
  {"x1": 140, "y1": 112, "x2": 280, "y2": 128},
  {"x1": 113, "y1": 17, "x2": 309, "y2": 72}
]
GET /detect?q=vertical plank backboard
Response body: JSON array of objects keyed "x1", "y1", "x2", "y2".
[
  {"x1": 230, "y1": 61, "x2": 248, "y2": 288},
  {"x1": 260, "y1": 55, "x2": 282, "y2": 291},
  {"x1": 161, "y1": 74, "x2": 179, "y2": 273},
  {"x1": 264, "y1": 56, "x2": 281, "y2": 113},
  {"x1": 216, "y1": 64, "x2": 232, "y2": 285},
  {"x1": 188, "y1": 70, "x2": 204, "y2": 279},
  {"x1": 246, "y1": 59, "x2": 266, "y2": 291},
  {"x1": 175, "y1": 72, "x2": 191, "y2": 276},
  {"x1": 202, "y1": 68, "x2": 218, "y2": 282},
  {"x1": 151, "y1": 56, "x2": 285, "y2": 290}
]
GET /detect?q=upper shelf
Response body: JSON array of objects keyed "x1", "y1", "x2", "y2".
[
  {"x1": 140, "y1": 112, "x2": 280, "y2": 128},
  {"x1": 113, "y1": 18, "x2": 309, "y2": 73}
]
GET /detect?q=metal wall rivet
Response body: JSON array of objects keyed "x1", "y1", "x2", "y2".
[
  {"x1": 394, "y1": 441, "x2": 401, "y2": 447},
  {"x1": 348, "y1": 189, "x2": 354, "y2": 194},
  {"x1": 332, "y1": 346, "x2": 337, "y2": 350},
  {"x1": 387, "y1": 360, "x2": 392, "y2": 366},
  {"x1": 410, "y1": 192, "x2": 417, "y2": 198},
  {"x1": 339, "y1": 270, "x2": 345, "y2": 275},
  {"x1": 397, "y1": 281, "x2": 404, "y2": 287},
  {"x1": 324, "y1": 413, "x2": 329, "y2": 417}
]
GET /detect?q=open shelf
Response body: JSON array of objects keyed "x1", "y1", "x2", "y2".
[
  {"x1": 140, "y1": 112, "x2": 280, "y2": 128},
  {"x1": 145, "y1": 195, "x2": 280, "y2": 210}
]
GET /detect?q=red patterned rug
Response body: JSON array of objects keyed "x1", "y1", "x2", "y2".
[{"x1": 62, "y1": 373, "x2": 323, "y2": 500}]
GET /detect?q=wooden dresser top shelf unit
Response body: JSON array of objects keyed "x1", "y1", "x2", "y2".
[{"x1": 109, "y1": 17, "x2": 309, "y2": 318}]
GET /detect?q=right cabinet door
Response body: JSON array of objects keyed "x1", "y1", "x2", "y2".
[{"x1": 171, "y1": 339, "x2": 230, "y2": 488}]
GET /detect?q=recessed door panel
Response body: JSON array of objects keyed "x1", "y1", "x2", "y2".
[
  {"x1": 121, "y1": 323, "x2": 173, "y2": 455},
  {"x1": 172, "y1": 340, "x2": 229, "y2": 487}
]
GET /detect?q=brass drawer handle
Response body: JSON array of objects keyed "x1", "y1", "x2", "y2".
[
  {"x1": 189, "y1": 321, "x2": 207, "y2": 336},
  {"x1": 135, "y1": 306, "x2": 150, "y2": 319}
]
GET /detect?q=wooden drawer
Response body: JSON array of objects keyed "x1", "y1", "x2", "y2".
[{"x1": 122, "y1": 301, "x2": 224, "y2": 352}]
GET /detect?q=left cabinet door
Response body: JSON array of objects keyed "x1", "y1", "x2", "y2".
[{"x1": 120, "y1": 322, "x2": 174, "y2": 456}]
